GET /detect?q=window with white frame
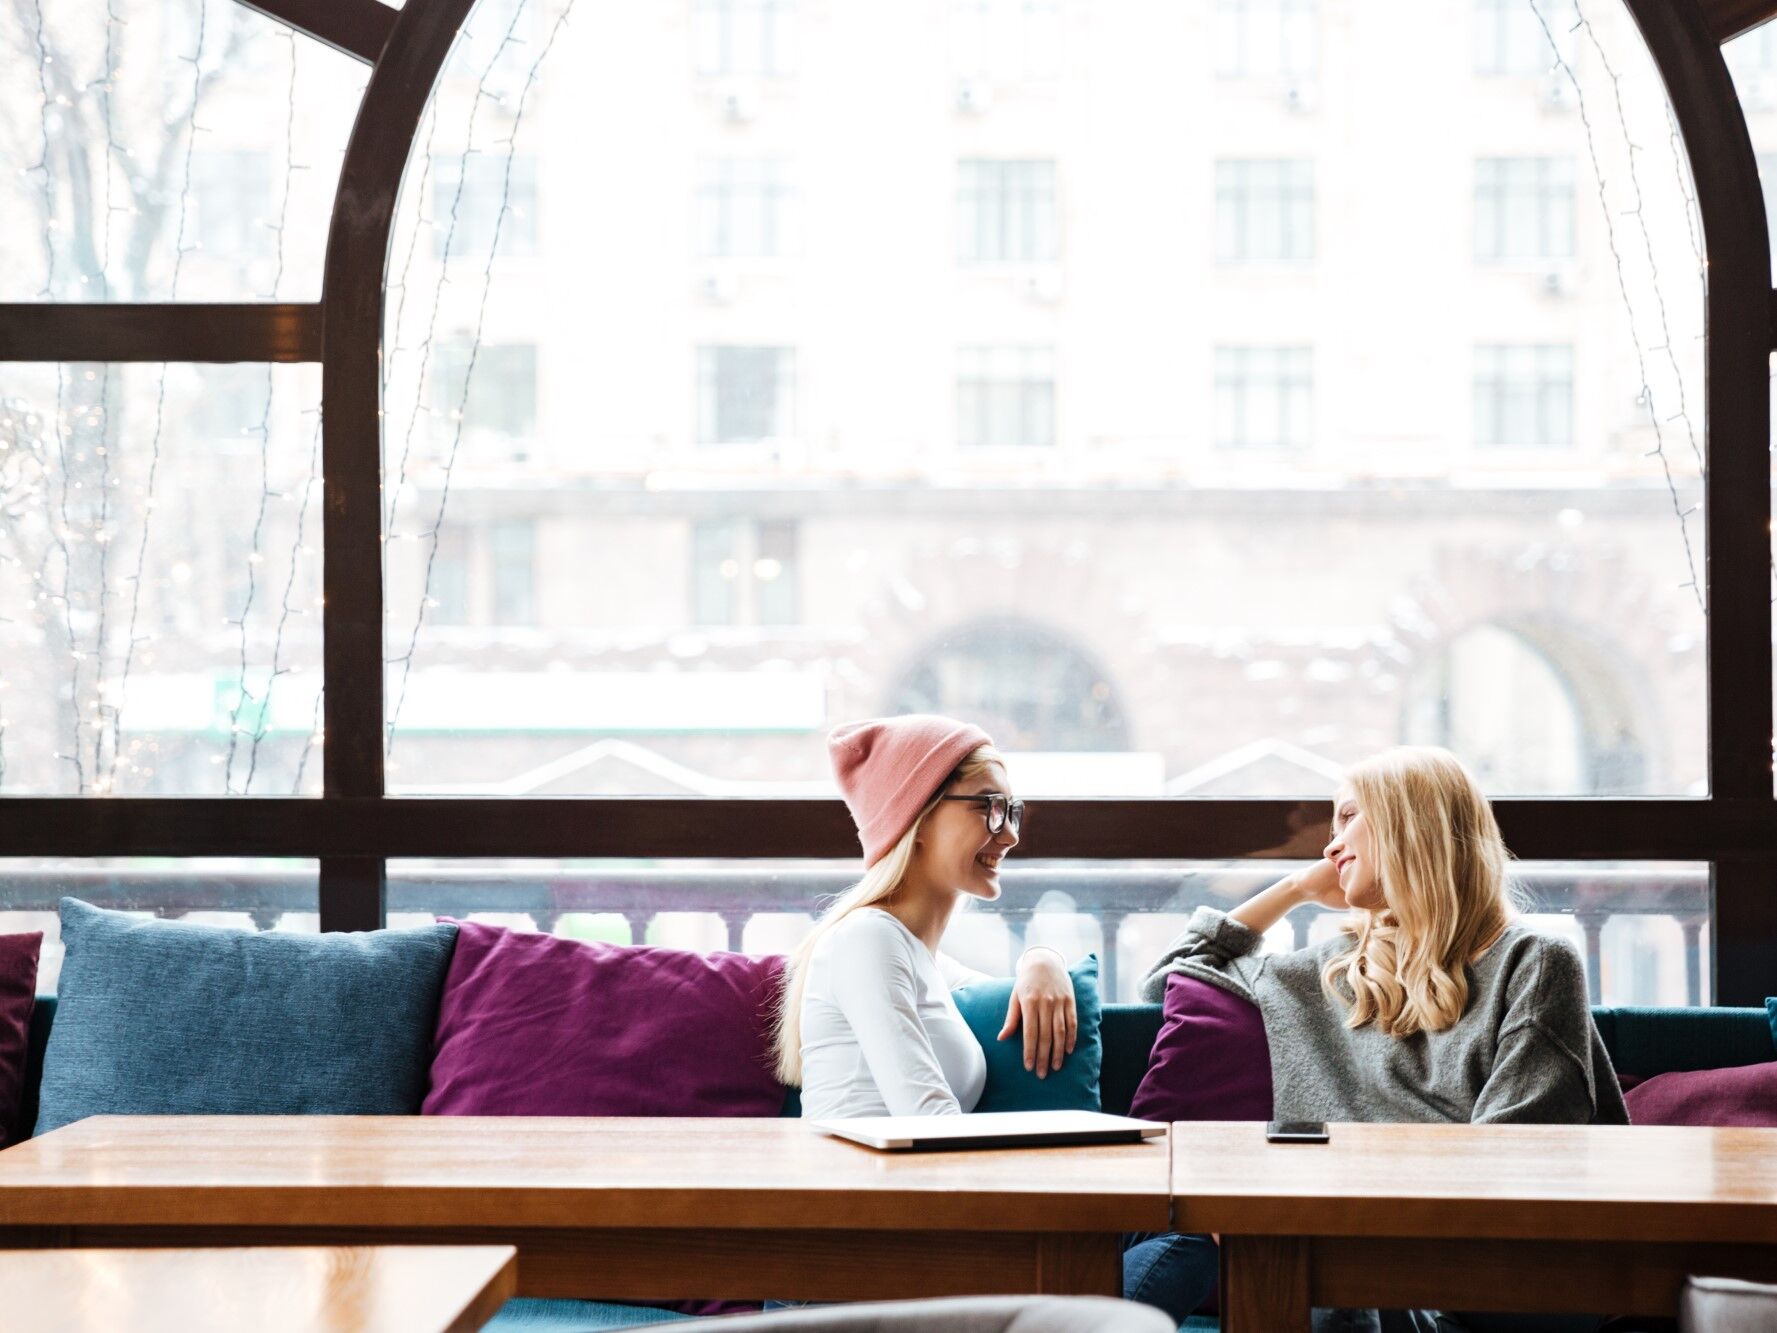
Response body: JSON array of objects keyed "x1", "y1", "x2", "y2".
[
  {"x1": 957, "y1": 159, "x2": 1058, "y2": 264},
  {"x1": 1473, "y1": 344, "x2": 1573, "y2": 448},
  {"x1": 1215, "y1": 159, "x2": 1314, "y2": 263},
  {"x1": 431, "y1": 154, "x2": 537, "y2": 260},
  {"x1": 187, "y1": 149, "x2": 275, "y2": 267},
  {"x1": 957, "y1": 346, "x2": 1056, "y2": 449},
  {"x1": 696, "y1": 158, "x2": 794, "y2": 258},
  {"x1": 1215, "y1": 346, "x2": 1313, "y2": 449},
  {"x1": 697, "y1": 346, "x2": 797, "y2": 444},
  {"x1": 430, "y1": 342, "x2": 539, "y2": 442},
  {"x1": 694, "y1": 0, "x2": 797, "y2": 78},
  {"x1": 1472, "y1": 0, "x2": 1578, "y2": 76},
  {"x1": 1215, "y1": 0, "x2": 1317, "y2": 79},
  {"x1": 1475, "y1": 157, "x2": 1575, "y2": 262},
  {"x1": 952, "y1": 0, "x2": 1063, "y2": 83},
  {"x1": 691, "y1": 519, "x2": 800, "y2": 626},
  {"x1": 489, "y1": 519, "x2": 536, "y2": 626}
]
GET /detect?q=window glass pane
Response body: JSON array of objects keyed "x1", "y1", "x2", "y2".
[
  {"x1": 0, "y1": 364, "x2": 322, "y2": 795},
  {"x1": 386, "y1": 856, "x2": 1708, "y2": 1007},
  {"x1": 0, "y1": 858, "x2": 320, "y2": 992},
  {"x1": 381, "y1": 0, "x2": 1705, "y2": 798},
  {"x1": 0, "y1": 0, "x2": 368, "y2": 302}
]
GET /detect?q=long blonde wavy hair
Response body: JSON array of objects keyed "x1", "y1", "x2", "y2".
[
  {"x1": 773, "y1": 743, "x2": 1004, "y2": 1085},
  {"x1": 1320, "y1": 746, "x2": 1519, "y2": 1039}
]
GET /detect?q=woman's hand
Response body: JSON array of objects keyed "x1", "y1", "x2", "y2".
[
  {"x1": 997, "y1": 946, "x2": 1077, "y2": 1077},
  {"x1": 1292, "y1": 857, "x2": 1348, "y2": 910}
]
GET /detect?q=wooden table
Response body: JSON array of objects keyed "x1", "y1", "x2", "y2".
[
  {"x1": 0, "y1": 1116, "x2": 1169, "y2": 1303},
  {"x1": 1, "y1": 1244, "x2": 516, "y2": 1333},
  {"x1": 1173, "y1": 1121, "x2": 1777, "y2": 1331}
]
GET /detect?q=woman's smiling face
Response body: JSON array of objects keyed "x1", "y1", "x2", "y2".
[
  {"x1": 913, "y1": 761, "x2": 1019, "y2": 900},
  {"x1": 1325, "y1": 782, "x2": 1385, "y2": 910}
]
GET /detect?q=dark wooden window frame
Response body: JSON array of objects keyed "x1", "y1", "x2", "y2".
[{"x1": 0, "y1": 0, "x2": 1773, "y2": 1000}]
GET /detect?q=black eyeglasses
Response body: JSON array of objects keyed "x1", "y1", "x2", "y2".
[{"x1": 940, "y1": 793, "x2": 1024, "y2": 836}]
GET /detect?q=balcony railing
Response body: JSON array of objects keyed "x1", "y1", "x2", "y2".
[{"x1": 0, "y1": 863, "x2": 1711, "y2": 1004}]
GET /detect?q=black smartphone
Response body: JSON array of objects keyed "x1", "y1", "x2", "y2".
[{"x1": 1265, "y1": 1120, "x2": 1330, "y2": 1143}]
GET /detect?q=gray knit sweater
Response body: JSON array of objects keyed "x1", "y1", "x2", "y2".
[{"x1": 1141, "y1": 907, "x2": 1629, "y2": 1125}]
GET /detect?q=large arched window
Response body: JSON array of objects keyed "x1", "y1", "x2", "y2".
[{"x1": 889, "y1": 620, "x2": 1129, "y2": 753}]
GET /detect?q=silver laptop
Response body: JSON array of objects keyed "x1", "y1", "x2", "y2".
[{"x1": 812, "y1": 1109, "x2": 1166, "y2": 1152}]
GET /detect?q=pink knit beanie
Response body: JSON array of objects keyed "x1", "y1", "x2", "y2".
[{"x1": 828, "y1": 714, "x2": 995, "y2": 867}]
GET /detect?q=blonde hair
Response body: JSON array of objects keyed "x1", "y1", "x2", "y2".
[
  {"x1": 773, "y1": 743, "x2": 1003, "y2": 1085},
  {"x1": 1320, "y1": 746, "x2": 1518, "y2": 1039}
]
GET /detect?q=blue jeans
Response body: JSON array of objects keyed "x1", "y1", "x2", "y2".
[{"x1": 1122, "y1": 1231, "x2": 1220, "y2": 1325}]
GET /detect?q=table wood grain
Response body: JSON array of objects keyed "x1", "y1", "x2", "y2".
[
  {"x1": 0, "y1": 1116, "x2": 1165, "y2": 1301},
  {"x1": 0, "y1": 1244, "x2": 516, "y2": 1333},
  {"x1": 1175, "y1": 1122, "x2": 1777, "y2": 1332}
]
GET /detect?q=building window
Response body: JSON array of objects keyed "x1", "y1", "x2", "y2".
[
  {"x1": 694, "y1": 0, "x2": 797, "y2": 78},
  {"x1": 188, "y1": 149, "x2": 275, "y2": 264},
  {"x1": 490, "y1": 520, "x2": 535, "y2": 626},
  {"x1": 1215, "y1": 159, "x2": 1313, "y2": 263},
  {"x1": 691, "y1": 519, "x2": 800, "y2": 625},
  {"x1": 697, "y1": 346, "x2": 797, "y2": 444},
  {"x1": 1473, "y1": 0, "x2": 1577, "y2": 76},
  {"x1": 891, "y1": 619, "x2": 1129, "y2": 752},
  {"x1": 431, "y1": 154, "x2": 538, "y2": 260},
  {"x1": 431, "y1": 342, "x2": 539, "y2": 442},
  {"x1": 429, "y1": 527, "x2": 472, "y2": 626},
  {"x1": 1474, "y1": 344, "x2": 1573, "y2": 448},
  {"x1": 957, "y1": 159, "x2": 1058, "y2": 264},
  {"x1": 1215, "y1": 347, "x2": 1313, "y2": 449},
  {"x1": 697, "y1": 159, "x2": 794, "y2": 258},
  {"x1": 1474, "y1": 157, "x2": 1574, "y2": 262},
  {"x1": 1215, "y1": 0, "x2": 1316, "y2": 79},
  {"x1": 957, "y1": 346, "x2": 1056, "y2": 448},
  {"x1": 952, "y1": 0, "x2": 1063, "y2": 83}
]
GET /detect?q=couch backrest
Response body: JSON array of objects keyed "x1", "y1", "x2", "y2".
[{"x1": 23, "y1": 995, "x2": 1774, "y2": 1133}]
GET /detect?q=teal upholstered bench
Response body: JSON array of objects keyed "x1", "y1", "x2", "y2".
[{"x1": 18, "y1": 998, "x2": 1775, "y2": 1332}]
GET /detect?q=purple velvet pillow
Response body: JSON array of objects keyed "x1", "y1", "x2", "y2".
[
  {"x1": 424, "y1": 921, "x2": 787, "y2": 1118},
  {"x1": 1129, "y1": 973, "x2": 1272, "y2": 1122},
  {"x1": 1624, "y1": 1061, "x2": 1777, "y2": 1127},
  {"x1": 0, "y1": 932, "x2": 42, "y2": 1147}
]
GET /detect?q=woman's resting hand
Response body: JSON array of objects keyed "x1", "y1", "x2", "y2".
[{"x1": 998, "y1": 946, "x2": 1078, "y2": 1077}]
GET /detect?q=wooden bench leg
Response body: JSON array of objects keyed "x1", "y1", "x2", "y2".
[{"x1": 1222, "y1": 1235, "x2": 1309, "y2": 1333}]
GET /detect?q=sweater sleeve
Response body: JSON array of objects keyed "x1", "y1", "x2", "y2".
[
  {"x1": 826, "y1": 917, "x2": 964, "y2": 1116},
  {"x1": 1138, "y1": 906, "x2": 1266, "y2": 1003},
  {"x1": 1472, "y1": 936, "x2": 1627, "y2": 1125}
]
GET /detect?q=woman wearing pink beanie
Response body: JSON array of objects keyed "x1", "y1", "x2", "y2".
[{"x1": 772, "y1": 713, "x2": 1078, "y2": 1118}]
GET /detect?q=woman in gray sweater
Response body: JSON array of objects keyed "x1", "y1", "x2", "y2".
[{"x1": 1129, "y1": 746, "x2": 1627, "y2": 1333}]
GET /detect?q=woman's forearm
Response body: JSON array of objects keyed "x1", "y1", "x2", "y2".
[{"x1": 1227, "y1": 874, "x2": 1306, "y2": 936}]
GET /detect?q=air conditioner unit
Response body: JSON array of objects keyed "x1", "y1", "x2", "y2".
[
  {"x1": 717, "y1": 83, "x2": 758, "y2": 124},
  {"x1": 1540, "y1": 266, "x2": 1576, "y2": 299},
  {"x1": 955, "y1": 79, "x2": 992, "y2": 115},
  {"x1": 698, "y1": 271, "x2": 738, "y2": 305},
  {"x1": 1540, "y1": 74, "x2": 1578, "y2": 112},
  {"x1": 1023, "y1": 267, "x2": 1063, "y2": 304},
  {"x1": 1283, "y1": 81, "x2": 1318, "y2": 114}
]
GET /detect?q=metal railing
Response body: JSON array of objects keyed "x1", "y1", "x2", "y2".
[{"x1": 0, "y1": 863, "x2": 1711, "y2": 1004}]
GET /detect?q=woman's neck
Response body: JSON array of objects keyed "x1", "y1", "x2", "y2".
[{"x1": 882, "y1": 878, "x2": 961, "y2": 953}]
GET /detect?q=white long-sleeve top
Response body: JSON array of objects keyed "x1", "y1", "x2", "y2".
[{"x1": 798, "y1": 907, "x2": 989, "y2": 1119}]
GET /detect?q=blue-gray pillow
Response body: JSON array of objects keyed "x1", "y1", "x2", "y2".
[
  {"x1": 35, "y1": 898, "x2": 458, "y2": 1135},
  {"x1": 952, "y1": 955, "x2": 1103, "y2": 1113},
  {"x1": 1767, "y1": 997, "x2": 1776, "y2": 1052}
]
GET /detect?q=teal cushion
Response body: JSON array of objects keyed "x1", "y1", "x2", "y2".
[
  {"x1": 34, "y1": 898, "x2": 458, "y2": 1136},
  {"x1": 1767, "y1": 997, "x2": 1776, "y2": 1051},
  {"x1": 952, "y1": 955, "x2": 1103, "y2": 1112},
  {"x1": 484, "y1": 1299, "x2": 694, "y2": 1330},
  {"x1": 1592, "y1": 1005, "x2": 1775, "y2": 1076}
]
